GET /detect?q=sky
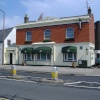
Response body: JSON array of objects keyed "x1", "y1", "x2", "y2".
[{"x1": 0, "y1": 0, "x2": 100, "y2": 29}]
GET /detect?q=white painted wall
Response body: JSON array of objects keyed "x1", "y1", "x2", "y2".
[
  {"x1": 5, "y1": 42, "x2": 95, "y2": 67},
  {"x1": 4, "y1": 27, "x2": 16, "y2": 48},
  {"x1": 54, "y1": 42, "x2": 95, "y2": 67},
  {"x1": 4, "y1": 27, "x2": 16, "y2": 64},
  {"x1": 5, "y1": 47, "x2": 18, "y2": 64}
]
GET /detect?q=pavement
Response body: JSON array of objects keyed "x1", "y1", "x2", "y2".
[
  {"x1": 0, "y1": 65, "x2": 100, "y2": 84},
  {"x1": 0, "y1": 65, "x2": 100, "y2": 76}
]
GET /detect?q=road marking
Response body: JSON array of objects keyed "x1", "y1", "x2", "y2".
[
  {"x1": 31, "y1": 77, "x2": 41, "y2": 78},
  {"x1": 0, "y1": 77, "x2": 37, "y2": 83},
  {"x1": 64, "y1": 81, "x2": 81, "y2": 85},
  {"x1": 0, "y1": 98, "x2": 9, "y2": 100},
  {"x1": 64, "y1": 81, "x2": 100, "y2": 89},
  {"x1": 0, "y1": 76, "x2": 6, "y2": 78}
]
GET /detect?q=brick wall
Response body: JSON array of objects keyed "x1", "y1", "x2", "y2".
[
  {"x1": 16, "y1": 17, "x2": 94, "y2": 45},
  {"x1": 89, "y1": 15, "x2": 95, "y2": 44}
]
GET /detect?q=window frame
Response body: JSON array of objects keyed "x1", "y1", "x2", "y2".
[
  {"x1": 44, "y1": 29, "x2": 51, "y2": 40},
  {"x1": 66, "y1": 27, "x2": 74, "y2": 39},
  {"x1": 24, "y1": 53, "x2": 33, "y2": 60},
  {"x1": 63, "y1": 52, "x2": 77, "y2": 62},
  {"x1": 36, "y1": 53, "x2": 51, "y2": 61},
  {"x1": 26, "y1": 31, "x2": 32, "y2": 41}
]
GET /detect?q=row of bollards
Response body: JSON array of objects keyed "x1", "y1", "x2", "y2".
[{"x1": 10, "y1": 65, "x2": 58, "y2": 79}]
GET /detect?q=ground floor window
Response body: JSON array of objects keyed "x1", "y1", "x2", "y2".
[
  {"x1": 63, "y1": 52, "x2": 76, "y2": 61},
  {"x1": 36, "y1": 53, "x2": 51, "y2": 61},
  {"x1": 24, "y1": 53, "x2": 33, "y2": 60}
]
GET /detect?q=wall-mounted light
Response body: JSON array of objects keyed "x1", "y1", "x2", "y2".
[
  {"x1": 79, "y1": 18, "x2": 82, "y2": 30},
  {"x1": 86, "y1": 48, "x2": 88, "y2": 55}
]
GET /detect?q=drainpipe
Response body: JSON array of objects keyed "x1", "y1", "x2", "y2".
[
  {"x1": 51, "y1": 46, "x2": 54, "y2": 66},
  {"x1": 16, "y1": 46, "x2": 19, "y2": 65}
]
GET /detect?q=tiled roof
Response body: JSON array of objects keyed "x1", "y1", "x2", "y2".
[{"x1": 0, "y1": 27, "x2": 13, "y2": 42}]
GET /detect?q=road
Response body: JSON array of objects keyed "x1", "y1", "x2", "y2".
[
  {"x1": 0, "y1": 78, "x2": 100, "y2": 100},
  {"x1": 0, "y1": 69, "x2": 100, "y2": 89},
  {"x1": 0, "y1": 69, "x2": 100, "y2": 83}
]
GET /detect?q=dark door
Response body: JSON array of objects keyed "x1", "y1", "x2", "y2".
[{"x1": 10, "y1": 53, "x2": 13, "y2": 64}]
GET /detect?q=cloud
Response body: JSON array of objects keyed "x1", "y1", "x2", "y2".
[
  {"x1": 21, "y1": 0, "x2": 87, "y2": 21},
  {"x1": 0, "y1": 15, "x2": 22, "y2": 29}
]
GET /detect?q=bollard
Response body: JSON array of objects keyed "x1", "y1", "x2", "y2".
[
  {"x1": 10, "y1": 65, "x2": 17, "y2": 75},
  {"x1": 52, "y1": 67, "x2": 58, "y2": 79}
]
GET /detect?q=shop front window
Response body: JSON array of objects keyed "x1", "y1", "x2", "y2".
[
  {"x1": 64, "y1": 52, "x2": 76, "y2": 61},
  {"x1": 36, "y1": 53, "x2": 51, "y2": 61}
]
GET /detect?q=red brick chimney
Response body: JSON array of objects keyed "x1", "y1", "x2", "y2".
[
  {"x1": 24, "y1": 14, "x2": 29, "y2": 23},
  {"x1": 88, "y1": 7, "x2": 92, "y2": 15}
]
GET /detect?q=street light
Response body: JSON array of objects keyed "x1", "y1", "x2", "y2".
[{"x1": 0, "y1": 9, "x2": 5, "y2": 65}]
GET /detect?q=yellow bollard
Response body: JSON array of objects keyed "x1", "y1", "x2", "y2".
[
  {"x1": 10, "y1": 65, "x2": 16, "y2": 75},
  {"x1": 52, "y1": 67, "x2": 58, "y2": 79}
]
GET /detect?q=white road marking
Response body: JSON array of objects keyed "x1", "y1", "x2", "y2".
[
  {"x1": 80, "y1": 81, "x2": 100, "y2": 84},
  {"x1": 0, "y1": 98, "x2": 9, "y2": 100},
  {"x1": 31, "y1": 77, "x2": 41, "y2": 78},
  {"x1": 0, "y1": 76, "x2": 6, "y2": 78},
  {"x1": 64, "y1": 81, "x2": 81, "y2": 85},
  {"x1": 64, "y1": 81, "x2": 100, "y2": 89},
  {"x1": 0, "y1": 77, "x2": 37, "y2": 83}
]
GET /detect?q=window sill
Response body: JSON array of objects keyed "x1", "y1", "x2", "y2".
[
  {"x1": 65, "y1": 38, "x2": 75, "y2": 41},
  {"x1": 43, "y1": 39, "x2": 51, "y2": 42},
  {"x1": 25, "y1": 41, "x2": 32, "y2": 43},
  {"x1": 63, "y1": 60, "x2": 77, "y2": 62},
  {"x1": 36, "y1": 60, "x2": 51, "y2": 61},
  {"x1": 24, "y1": 59, "x2": 33, "y2": 61}
]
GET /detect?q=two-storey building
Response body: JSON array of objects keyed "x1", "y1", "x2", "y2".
[{"x1": 15, "y1": 7, "x2": 95, "y2": 67}]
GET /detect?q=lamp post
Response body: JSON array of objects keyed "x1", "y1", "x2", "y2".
[{"x1": 0, "y1": 9, "x2": 5, "y2": 65}]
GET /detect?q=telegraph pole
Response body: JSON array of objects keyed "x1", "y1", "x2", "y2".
[{"x1": 0, "y1": 9, "x2": 5, "y2": 65}]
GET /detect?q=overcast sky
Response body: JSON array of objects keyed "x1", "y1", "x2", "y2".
[{"x1": 0, "y1": 0, "x2": 99, "y2": 29}]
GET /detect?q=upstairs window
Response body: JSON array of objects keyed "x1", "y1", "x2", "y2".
[
  {"x1": 66, "y1": 28, "x2": 74, "y2": 39},
  {"x1": 44, "y1": 29, "x2": 51, "y2": 40},
  {"x1": 26, "y1": 31, "x2": 32, "y2": 41}
]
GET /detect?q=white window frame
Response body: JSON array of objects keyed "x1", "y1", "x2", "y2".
[
  {"x1": 26, "y1": 31, "x2": 32, "y2": 41},
  {"x1": 44, "y1": 29, "x2": 51, "y2": 40},
  {"x1": 24, "y1": 53, "x2": 33, "y2": 60},
  {"x1": 36, "y1": 53, "x2": 51, "y2": 61},
  {"x1": 66, "y1": 27, "x2": 74, "y2": 39},
  {"x1": 63, "y1": 52, "x2": 76, "y2": 61}
]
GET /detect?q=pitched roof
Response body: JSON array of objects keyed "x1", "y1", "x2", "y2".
[{"x1": 0, "y1": 27, "x2": 14, "y2": 42}]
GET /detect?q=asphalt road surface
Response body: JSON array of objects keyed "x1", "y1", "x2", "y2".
[
  {"x1": 0, "y1": 69, "x2": 100, "y2": 90},
  {"x1": 0, "y1": 69, "x2": 100, "y2": 82},
  {"x1": 0, "y1": 79, "x2": 100, "y2": 100}
]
